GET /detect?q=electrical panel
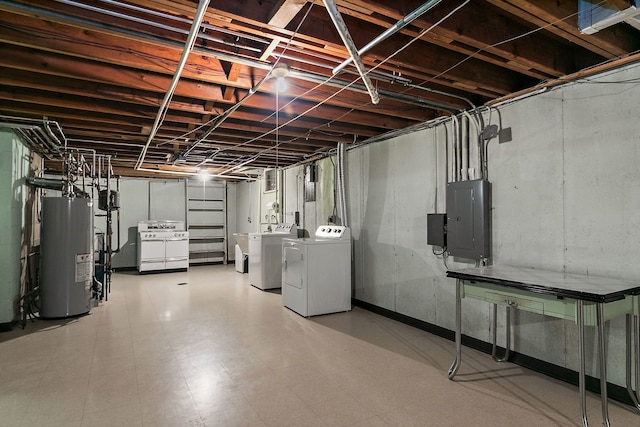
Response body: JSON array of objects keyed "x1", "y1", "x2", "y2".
[
  {"x1": 427, "y1": 214, "x2": 447, "y2": 247},
  {"x1": 446, "y1": 179, "x2": 491, "y2": 259},
  {"x1": 304, "y1": 163, "x2": 316, "y2": 202}
]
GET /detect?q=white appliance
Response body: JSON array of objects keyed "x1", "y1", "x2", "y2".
[
  {"x1": 137, "y1": 220, "x2": 189, "y2": 272},
  {"x1": 248, "y1": 223, "x2": 297, "y2": 290},
  {"x1": 233, "y1": 233, "x2": 249, "y2": 273},
  {"x1": 282, "y1": 225, "x2": 351, "y2": 317}
]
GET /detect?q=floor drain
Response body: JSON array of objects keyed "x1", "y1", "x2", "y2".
[{"x1": 177, "y1": 282, "x2": 188, "y2": 286}]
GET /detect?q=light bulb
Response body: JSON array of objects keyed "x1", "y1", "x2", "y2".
[
  {"x1": 276, "y1": 76, "x2": 287, "y2": 92},
  {"x1": 197, "y1": 169, "x2": 210, "y2": 181}
]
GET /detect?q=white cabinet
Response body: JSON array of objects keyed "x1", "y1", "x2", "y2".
[{"x1": 186, "y1": 181, "x2": 227, "y2": 264}]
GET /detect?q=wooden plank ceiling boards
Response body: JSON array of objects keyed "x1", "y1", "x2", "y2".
[{"x1": 0, "y1": 0, "x2": 638, "y2": 179}]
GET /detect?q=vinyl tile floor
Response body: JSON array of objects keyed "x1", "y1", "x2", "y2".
[{"x1": 1, "y1": 265, "x2": 638, "y2": 426}]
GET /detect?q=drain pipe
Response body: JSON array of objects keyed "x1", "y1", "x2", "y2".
[
  {"x1": 322, "y1": 0, "x2": 380, "y2": 104},
  {"x1": 332, "y1": 0, "x2": 442, "y2": 75},
  {"x1": 135, "y1": 0, "x2": 211, "y2": 170}
]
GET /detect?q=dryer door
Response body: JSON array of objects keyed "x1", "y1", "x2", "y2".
[{"x1": 283, "y1": 244, "x2": 304, "y2": 289}]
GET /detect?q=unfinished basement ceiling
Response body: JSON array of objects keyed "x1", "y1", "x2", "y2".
[{"x1": 0, "y1": 0, "x2": 639, "y2": 179}]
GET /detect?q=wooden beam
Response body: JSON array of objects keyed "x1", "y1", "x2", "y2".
[
  {"x1": 260, "y1": 39, "x2": 281, "y2": 61},
  {"x1": 0, "y1": 44, "x2": 434, "y2": 124},
  {"x1": 606, "y1": 0, "x2": 633, "y2": 10},
  {"x1": 485, "y1": 0, "x2": 638, "y2": 59},
  {"x1": 267, "y1": 0, "x2": 308, "y2": 28},
  {"x1": 222, "y1": 62, "x2": 243, "y2": 100}
]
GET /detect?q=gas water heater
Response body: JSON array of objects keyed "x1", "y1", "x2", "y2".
[{"x1": 39, "y1": 197, "x2": 94, "y2": 318}]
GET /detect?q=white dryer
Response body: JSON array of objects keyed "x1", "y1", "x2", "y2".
[
  {"x1": 282, "y1": 226, "x2": 351, "y2": 317},
  {"x1": 248, "y1": 223, "x2": 297, "y2": 290}
]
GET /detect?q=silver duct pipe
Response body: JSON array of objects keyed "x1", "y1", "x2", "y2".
[
  {"x1": 0, "y1": 115, "x2": 65, "y2": 158},
  {"x1": 336, "y1": 142, "x2": 348, "y2": 227},
  {"x1": 135, "y1": 167, "x2": 256, "y2": 180},
  {"x1": 216, "y1": 154, "x2": 262, "y2": 176},
  {"x1": 322, "y1": 0, "x2": 380, "y2": 104},
  {"x1": 403, "y1": 83, "x2": 474, "y2": 110},
  {"x1": 333, "y1": 0, "x2": 443, "y2": 75},
  {"x1": 287, "y1": 70, "x2": 458, "y2": 111},
  {"x1": 135, "y1": 0, "x2": 211, "y2": 170},
  {"x1": 44, "y1": 120, "x2": 66, "y2": 151},
  {"x1": 3, "y1": 0, "x2": 461, "y2": 112},
  {"x1": 54, "y1": 0, "x2": 263, "y2": 53},
  {"x1": 272, "y1": 51, "x2": 413, "y2": 86},
  {"x1": 89, "y1": 0, "x2": 270, "y2": 45}
]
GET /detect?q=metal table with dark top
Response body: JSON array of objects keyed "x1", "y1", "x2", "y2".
[{"x1": 446, "y1": 265, "x2": 640, "y2": 427}]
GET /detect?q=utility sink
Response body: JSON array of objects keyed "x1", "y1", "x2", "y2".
[{"x1": 233, "y1": 233, "x2": 249, "y2": 254}]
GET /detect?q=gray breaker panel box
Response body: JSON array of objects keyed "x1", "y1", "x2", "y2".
[{"x1": 446, "y1": 179, "x2": 491, "y2": 259}]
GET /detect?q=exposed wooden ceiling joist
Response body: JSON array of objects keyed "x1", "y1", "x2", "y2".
[{"x1": 0, "y1": 0, "x2": 637, "y2": 179}]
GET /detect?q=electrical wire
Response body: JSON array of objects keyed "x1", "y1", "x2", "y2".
[
  {"x1": 222, "y1": 1, "x2": 470, "y2": 155},
  {"x1": 180, "y1": 0, "x2": 319, "y2": 168},
  {"x1": 404, "y1": 0, "x2": 621, "y2": 96},
  {"x1": 15, "y1": 0, "x2": 635, "y2": 175}
]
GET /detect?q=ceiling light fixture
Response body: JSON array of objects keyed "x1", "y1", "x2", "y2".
[
  {"x1": 197, "y1": 168, "x2": 210, "y2": 181},
  {"x1": 271, "y1": 63, "x2": 289, "y2": 92}
]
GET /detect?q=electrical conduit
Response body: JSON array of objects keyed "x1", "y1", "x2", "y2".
[{"x1": 135, "y1": 0, "x2": 211, "y2": 170}]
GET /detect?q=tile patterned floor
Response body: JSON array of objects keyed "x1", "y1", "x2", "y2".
[{"x1": 1, "y1": 265, "x2": 638, "y2": 426}]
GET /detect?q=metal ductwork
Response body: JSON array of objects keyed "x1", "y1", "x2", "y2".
[
  {"x1": 332, "y1": 0, "x2": 443, "y2": 75},
  {"x1": 322, "y1": 0, "x2": 380, "y2": 104}
]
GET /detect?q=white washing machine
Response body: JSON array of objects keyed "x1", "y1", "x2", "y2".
[
  {"x1": 282, "y1": 225, "x2": 351, "y2": 317},
  {"x1": 248, "y1": 223, "x2": 297, "y2": 290}
]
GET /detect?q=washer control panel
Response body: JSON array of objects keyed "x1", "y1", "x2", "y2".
[
  {"x1": 273, "y1": 223, "x2": 298, "y2": 234},
  {"x1": 314, "y1": 225, "x2": 350, "y2": 239}
]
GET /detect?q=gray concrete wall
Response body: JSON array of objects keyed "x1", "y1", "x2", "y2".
[
  {"x1": 111, "y1": 178, "x2": 151, "y2": 269},
  {"x1": 347, "y1": 61, "x2": 640, "y2": 386}
]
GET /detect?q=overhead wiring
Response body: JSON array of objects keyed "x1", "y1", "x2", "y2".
[
  {"x1": 226, "y1": 1, "x2": 473, "y2": 166},
  {"x1": 404, "y1": 0, "x2": 618, "y2": 97},
  {"x1": 18, "y1": 0, "x2": 634, "y2": 177},
  {"x1": 181, "y1": 0, "x2": 318, "y2": 170},
  {"x1": 135, "y1": 0, "x2": 211, "y2": 170},
  {"x1": 215, "y1": 0, "x2": 471, "y2": 158}
]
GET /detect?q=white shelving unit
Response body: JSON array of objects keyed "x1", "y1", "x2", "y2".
[{"x1": 186, "y1": 180, "x2": 227, "y2": 265}]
